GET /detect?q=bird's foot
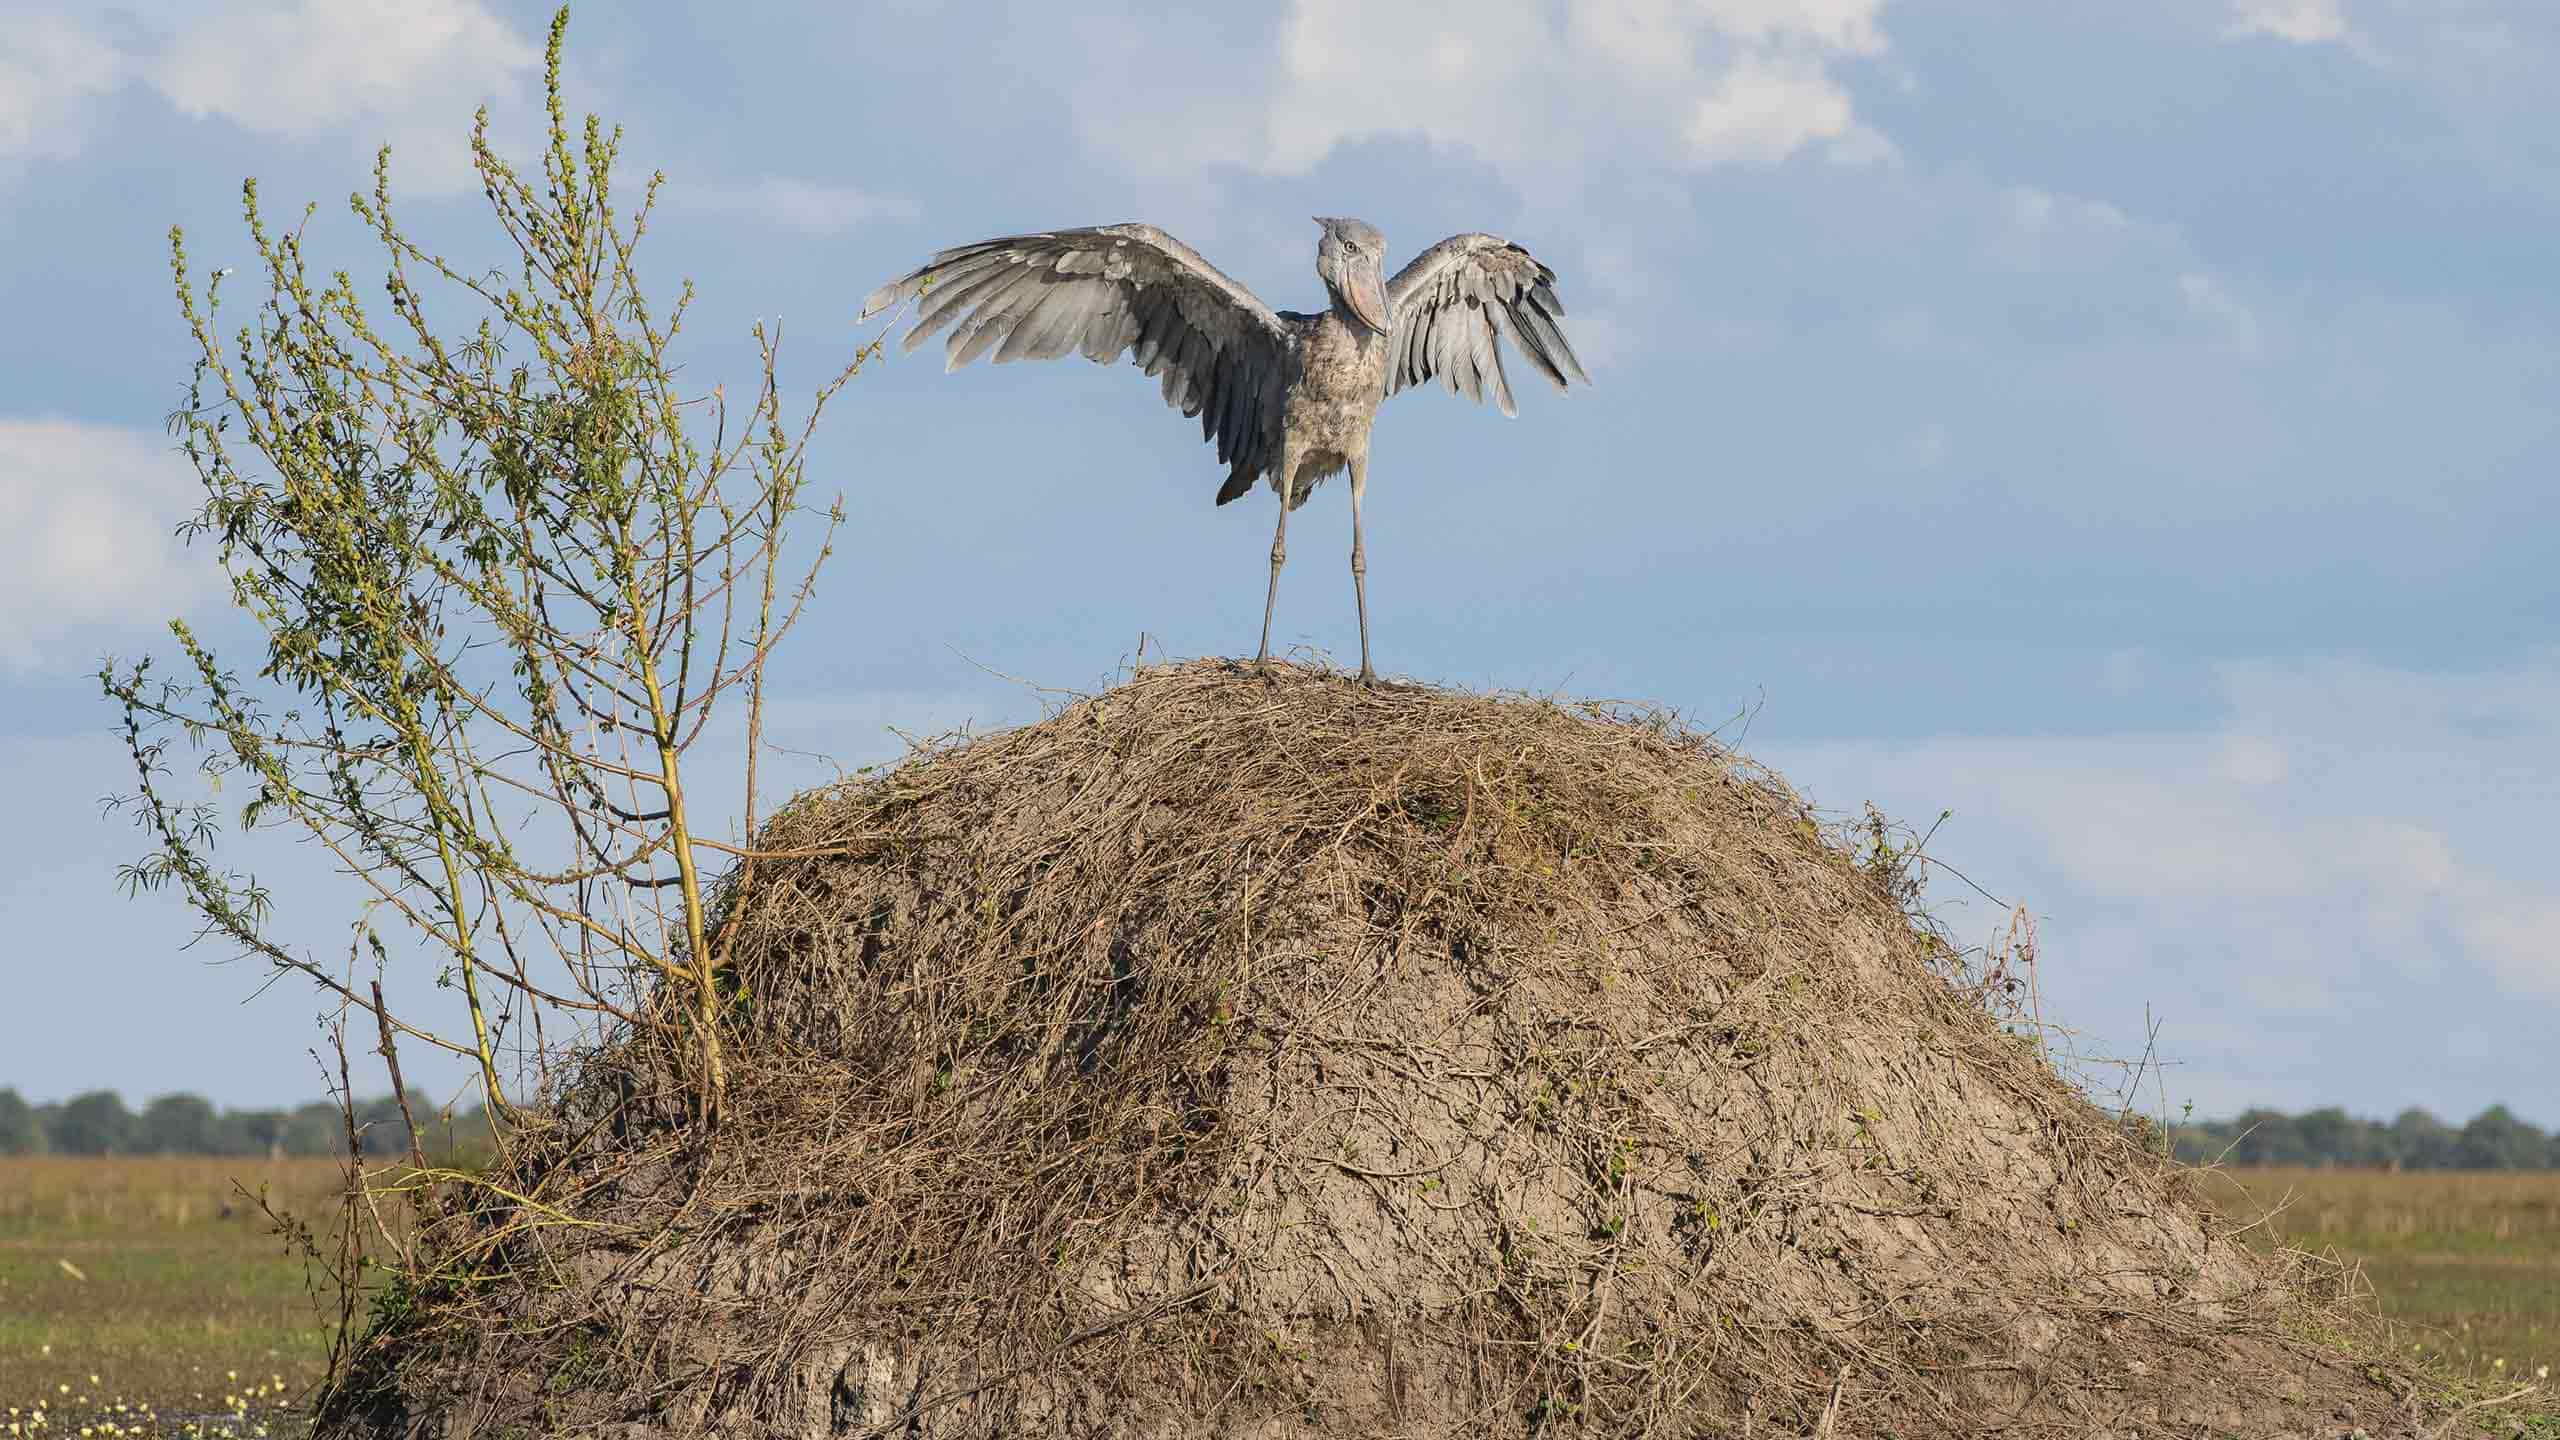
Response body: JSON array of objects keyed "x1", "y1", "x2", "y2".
[{"x1": 1356, "y1": 664, "x2": 1377, "y2": 688}]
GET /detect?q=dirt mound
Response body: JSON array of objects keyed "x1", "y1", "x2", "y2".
[{"x1": 325, "y1": 659, "x2": 2419, "y2": 1438}]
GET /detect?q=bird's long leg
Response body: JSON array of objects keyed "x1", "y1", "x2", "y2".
[
  {"x1": 1348, "y1": 454, "x2": 1374, "y2": 685},
  {"x1": 1255, "y1": 467, "x2": 1293, "y2": 673}
]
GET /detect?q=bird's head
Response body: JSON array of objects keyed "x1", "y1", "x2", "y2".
[{"x1": 1314, "y1": 216, "x2": 1390, "y2": 335}]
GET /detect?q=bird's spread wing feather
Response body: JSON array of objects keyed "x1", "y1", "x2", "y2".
[
  {"x1": 1384, "y1": 234, "x2": 1589, "y2": 417},
  {"x1": 859, "y1": 225, "x2": 1294, "y2": 493}
]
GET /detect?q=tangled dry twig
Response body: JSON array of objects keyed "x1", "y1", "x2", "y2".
[{"x1": 322, "y1": 659, "x2": 2422, "y2": 1438}]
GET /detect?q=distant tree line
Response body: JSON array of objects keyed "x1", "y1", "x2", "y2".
[
  {"x1": 2168, "y1": 1104, "x2": 2559, "y2": 1170},
  {"x1": 0, "y1": 1087, "x2": 493, "y2": 1160},
  {"x1": 4, "y1": 1088, "x2": 2550, "y2": 1169}
]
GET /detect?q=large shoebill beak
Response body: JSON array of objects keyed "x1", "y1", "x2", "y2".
[
  {"x1": 1314, "y1": 217, "x2": 1391, "y2": 334},
  {"x1": 1342, "y1": 263, "x2": 1390, "y2": 335}
]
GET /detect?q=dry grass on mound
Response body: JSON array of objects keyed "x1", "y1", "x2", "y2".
[{"x1": 323, "y1": 659, "x2": 2426, "y2": 1439}]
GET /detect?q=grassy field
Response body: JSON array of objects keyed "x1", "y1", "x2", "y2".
[
  {"x1": 0, "y1": 1157, "x2": 350, "y2": 1437},
  {"x1": 3, "y1": 1157, "x2": 2553, "y2": 1432},
  {"x1": 2200, "y1": 1165, "x2": 2560, "y2": 1397}
]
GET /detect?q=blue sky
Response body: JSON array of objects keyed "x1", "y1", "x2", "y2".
[{"x1": 2, "y1": 0, "x2": 2553, "y2": 1126}]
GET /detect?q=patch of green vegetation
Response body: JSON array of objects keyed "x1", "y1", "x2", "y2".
[{"x1": 0, "y1": 1157, "x2": 347, "y2": 1428}]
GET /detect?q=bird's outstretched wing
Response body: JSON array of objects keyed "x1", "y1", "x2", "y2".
[
  {"x1": 859, "y1": 225, "x2": 1294, "y2": 494},
  {"x1": 1384, "y1": 234, "x2": 1589, "y2": 417}
]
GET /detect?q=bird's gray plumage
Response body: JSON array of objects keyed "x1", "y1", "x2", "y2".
[
  {"x1": 856, "y1": 216, "x2": 1588, "y2": 682},
  {"x1": 858, "y1": 224, "x2": 1294, "y2": 498},
  {"x1": 1386, "y1": 234, "x2": 1590, "y2": 416}
]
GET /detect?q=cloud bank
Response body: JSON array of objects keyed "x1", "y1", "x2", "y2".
[
  {"x1": 1047, "y1": 0, "x2": 1895, "y2": 186},
  {"x1": 1775, "y1": 654, "x2": 2560, "y2": 1115},
  {"x1": 1, "y1": 0, "x2": 536, "y2": 191},
  {"x1": 0, "y1": 419, "x2": 212, "y2": 668}
]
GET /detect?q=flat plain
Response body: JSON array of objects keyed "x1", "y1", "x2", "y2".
[
  {"x1": 2197, "y1": 1164, "x2": 2560, "y2": 1393},
  {"x1": 0, "y1": 1156, "x2": 344, "y2": 1435},
  {"x1": 4, "y1": 1156, "x2": 2554, "y2": 1431}
]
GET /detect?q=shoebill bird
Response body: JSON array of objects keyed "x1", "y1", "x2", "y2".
[{"x1": 857, "y1": 217, "x2": 1589, "y2": 684}]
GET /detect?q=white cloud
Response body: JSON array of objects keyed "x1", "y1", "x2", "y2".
[
  {"x1": 2226, "y1": 0, "x2": 2352, "y2": 45},
  {"x1": 0, "y1": 11, "x2": 124, "y2": 165},
  {"x1": 1823, "y1": 122, "x2": 1901, "y2": 168},
  {"x1": 147, "y1": 0, "x2": 540, "y2": 193},
  {"x1": 997, "y1": 0, "x2": 1892, "y2": 371},
  {"x1": 678, "y1": 176, "x2": 919, "y2": 236},
  {"x1": 2178, "y1": 270, "x2": 2267, "y2": 354},
  {"x1": 1980, "y1": 184, "x2": 2161, "y2": 273},
  {"x1": 2212, "y1": 0, "x2": 2560, "y2": 135},
  {"x1": 0, "y1": 419, "x2": 213, "y2": 668},
  {"x1": 1772, "y1": 654, "x2": 2560, "y2": 1113},
  {"x1": 0, "y1": 0, "x2": 541, "y2": 193},
  {"x1": 2005, "y1": 186, "x2": 2129, "y2": 235},
  {"x1": 2386, "y1": 12, "x2": 2560, "y2": 168},
  {"x1": 2207, "y1": 0, "x2": 2560, "y2": 161},
  {"x1": 2212, "y1": 733, "x2": 2289, "y2": 786},
  {"x1": 1697, "y1": 0, "x2": 1886, "y2": 52},
  {"x1": 1065, "y1": 0, "x2": 1892, "y2": 186},
  {"x1": 1686, "y1": 49, "x2": 1860, "y2": 166},
  {"x1": 2457, "y1": 889, "x2": 2560, "y2": 1005}
]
